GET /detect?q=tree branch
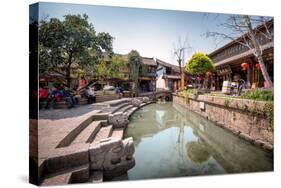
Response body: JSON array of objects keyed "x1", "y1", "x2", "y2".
[{"x1": 205, "y1": 31, "x2": 251, "y2": 50}]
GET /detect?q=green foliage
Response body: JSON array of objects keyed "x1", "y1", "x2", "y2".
[
  {"x1": 128, "y1": 50, "x2": 142, "y2": 92},
  {"x1": 93, "y1": 60, "x2": 109, "y2": 79},
  {"x1": 39, "y1": 14, "x2": 114, "y2": 87},
  {"x1": 178, "y1": 89, "x2": 196, "y2": 98},
  {"x1": 73, "y1": 68, "x2": 85, "y2": 79},
  {"x1": 93, "y1": 56, "x2": 128, "y2": 80},
  {"x1": 110, "y1": 56, "x2": 128, "y2": 79},
  {"x1": 185, "y1": 53, "x2": 214, "y2": 75},
  {"x1": 264, "y1": 103, "x2": 274, "y2": 131},
  {"x1": 128, "y1": 50, "x2": 142, "y2": 81},
  {"x1": 241, "y1": 89, "x2": 273, "y2": 101},
  {"x1": 224, "y1": 99, "x2": 230, "y2": 107}
]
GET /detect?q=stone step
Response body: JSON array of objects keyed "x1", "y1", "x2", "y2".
[
  {"x1": 140, "y1": 102, "x2": 147, "y2": 107},
  {"x1": 42, "y1": 144, "x2": 89, "y2": 176},
  {"x1": 125, "y1": 106, "x2": 138, "y2": 117},
  {"x1": 111, "y1": 102, "x2": 131, "y2": 114},
  {"x1": 92, "y1": 113, "x2": 110, "y2": 121},
  {"x1": 71, "y1": 121, "x2": 103, "y2": 145},
  {"x1": 41, "y1": 171, "x2": 71, "y2": 186},
  {"x1": 41, "y1": 164, "x2": 89, "y2": 186},
  {"x1": 57, "y1": 115, "x2": 95, "y2": 148},
  {"x1": 116, "y1": 104, "x2": 134, "y2": 114},
  {"x1": 108, "y1": 99, "x2": 131, "y2": 107},
  {"x1": 110, "y1": 128, "x2": 124, "y2": 140},
  {"x1": 88, "y1": 171, "x2": 103, "y2": 183},
  {"x1": 92, "y1": 125, "x2": 113, "y2": 145},
  {"x1": 111, "y1": 173, "x2": 128, "y2": 181},
  {"x1": 96, "y1": 95, "x2": 120, "y2": 103}
]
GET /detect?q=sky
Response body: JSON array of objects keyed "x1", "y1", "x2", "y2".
[{"x1": 36, "y1": 2, "x2": 239, "y2": 66}]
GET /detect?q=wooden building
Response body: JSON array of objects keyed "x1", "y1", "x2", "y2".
[
  {"x1": 155, "y1": 58, "x2": 181, "y2": 92},
  {"x1": 138, "y1": 57, "x2": 157, "y2": 93},
  {"x1": 208, "y1": 20, "x2": 273, "y2": 90}
]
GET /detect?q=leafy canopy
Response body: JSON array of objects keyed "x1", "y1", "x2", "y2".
[
  {"x1": 39, "y1": 14, "x2": 114, "y2": 86},
  {"x1": 128, "y1": 50, "x2": 142, "y2": 81},
  {"x1": 185, "y1": 52, "x2": 214, "y2": 75},
  {"x1": 93, "y1": 56, "x2": 128, "y2": 80}
]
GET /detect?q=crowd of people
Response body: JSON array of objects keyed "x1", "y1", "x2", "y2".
[
  {"x1": 39, "y1": 76, "x2": 96, "y2": 109},
  {"x1": 39, "y1": 76, "x2": 129, "y2": 110}
]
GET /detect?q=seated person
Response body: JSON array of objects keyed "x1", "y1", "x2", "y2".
[
  {"x1": 59, "y1": 86, "x2": 77, "y2": 108},
  {"x1": 45, "y1": 86, "x2": 60, "y2": 109},
  {"x1": 84, "y1": 86, "x2": 96, "y2": 104},
  {"x1": 39, "y1": 85, "x2": 48, "y2": 101},
  {"x1": 39, "y1": 85, "x2": 48, "y2": 109}
]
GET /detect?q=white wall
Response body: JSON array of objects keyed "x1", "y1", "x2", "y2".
[{"x1": 156, "y1": 65, "x2": 167, "y2": 89}]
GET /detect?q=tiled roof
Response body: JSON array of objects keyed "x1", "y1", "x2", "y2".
[
  {"x1": 142, "y1": 57, "x2": 157, "y2": 66},
  {"x1": 156, "y1": 58, "x2": 182, "y2": 72}
]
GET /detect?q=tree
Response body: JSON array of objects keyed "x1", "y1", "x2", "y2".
[
  {"x1": 92, "y1": 60, "x2": 107, "y2": 80},
  {"x1": 39, "y1": 14, "x2": 114, "y2": 87},
  {"x1": 109, "y1": 56, "x2": 129, "y2": 80},
  {"x1": 206, "y1": 15, "x2": 274, "y2": 93},
  {"x1": 92, "y1": 55, "x2": 128, "y2": 81},
  {"x1": 185, "y1": 52, "x2": 215, "y2": 88},
  {"x1": 173, "y1": 35, "x2": 192, "y2": 89},
  {"x1": 128, "y1": 50, "x2": 143, "y2": 93}
]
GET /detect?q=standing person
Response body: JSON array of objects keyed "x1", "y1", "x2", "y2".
[
  {"x1": 84, "y1": 86, "x2": 96, "y2": 104},
  {"x1": 78, "y1": 76, "x2": 87, "y2": 91}
]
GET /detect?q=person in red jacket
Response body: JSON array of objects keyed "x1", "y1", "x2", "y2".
[
  {"x1": 39, "y1": 85, "x2": 48, "y2": 100},
  {"x1": 78, "y1": 76, "x2": 87, "y2": 91},
  {"x1": 39, "y1": 84, "x2": 49, "y2": 109}
]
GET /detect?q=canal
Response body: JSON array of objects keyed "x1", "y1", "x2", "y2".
[{"x1": 124, "y1": 102, "x2": 273, "y2": 180}]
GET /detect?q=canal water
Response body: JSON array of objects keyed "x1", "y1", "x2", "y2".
[{"x1": 124, "y1": 102, "x2": 273, "y2": 180}]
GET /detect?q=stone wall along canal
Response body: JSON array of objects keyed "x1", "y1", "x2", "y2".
[{"x1": 124, "y1": 102, "x2": 273, "y2": 180}]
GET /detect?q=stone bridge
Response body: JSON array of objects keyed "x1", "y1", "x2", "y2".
[{"x1": 138, "y1": 90, "x2": 172, "y2": 101}]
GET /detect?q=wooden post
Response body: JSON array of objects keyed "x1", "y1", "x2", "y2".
[
  {"x1": 173, "y1": 81, "x2": 177, "y2": 92},
  {"x1": 181, "y1": 73, "x2": 185, "y2": 89},
  {"x1": 246, "y1": 62, "x2": 252, "y2": 89}
]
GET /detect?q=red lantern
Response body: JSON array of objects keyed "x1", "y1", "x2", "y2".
[
  {"x1": 255, "y1": 63, "x2": 260, "y2": 70},
  {"x1": 241, "y1": 62, "x2": 248, "y2": 70}
]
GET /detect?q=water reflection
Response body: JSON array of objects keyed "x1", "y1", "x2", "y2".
[
  {"x1": 125, "y1": 102, "x2": 273, "y2": 180},
  {"x1": 186, "y1": 140, "x2": 211, "y2": 165}
]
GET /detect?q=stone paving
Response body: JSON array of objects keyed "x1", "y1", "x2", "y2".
[
  {"x1": 38, "y1": 98, "x2": 133, "y2": 163},
  {"x1": 36, "y1": 97, "x2": 151, "y2": 185},
  {"x1": 39, "y1": 98, "x2": 131, "y2": 120},
  {"x1": 38, "y1": 109, "x2": 100, "y2": 160}
]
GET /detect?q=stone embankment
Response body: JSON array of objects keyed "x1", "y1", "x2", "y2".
[{"x1": 173, "y1": 94, "x2": 273, "y2": 151}]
